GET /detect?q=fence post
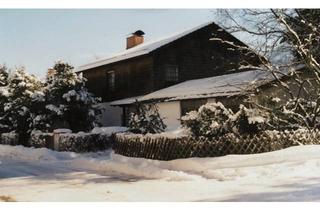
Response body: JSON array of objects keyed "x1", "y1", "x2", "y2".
[{"x1": 53, "y1": 129, "x2": 72, "y2": 151}]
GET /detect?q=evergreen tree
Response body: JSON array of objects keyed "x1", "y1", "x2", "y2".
[
  {"x1": 0, "y1": 65, "x2": 9, "y2": 132},
  {"x1": 0, "y1": 64, "x2": 9, "y2": 86},
  {"x1": 3, "y1": 68, "x2": 44, "y2": 145},
  {"x1": 44, "y1": 61, "x2": 101, "y2": 132},
  {"x1": 129, "y1": 101, "x2": 166, "y2": 134}
]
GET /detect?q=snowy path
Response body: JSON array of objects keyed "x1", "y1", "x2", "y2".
[{"x1": 1, "y1": 145, "x2": 320, "y2": 201}]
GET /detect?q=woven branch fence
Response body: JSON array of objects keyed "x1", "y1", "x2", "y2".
[{"x1": 113, "y1": 130, "x2": 320, "y2": 160}]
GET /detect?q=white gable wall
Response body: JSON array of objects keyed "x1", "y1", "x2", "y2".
[{"x1": 156, "y1": 101, "x2": 181, "y2": 131}]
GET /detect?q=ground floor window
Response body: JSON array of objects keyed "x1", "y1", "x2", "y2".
[{"x1": 180, "y1": 99, "x2": 207, "y2": 117}]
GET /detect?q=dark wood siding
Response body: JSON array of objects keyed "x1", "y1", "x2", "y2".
[
  {"x1": 82, "y1": 55, "x2": 154, "y2": 102},
  {"x1": 152, "y1": 23, "x2": 261, "y2": 90}
]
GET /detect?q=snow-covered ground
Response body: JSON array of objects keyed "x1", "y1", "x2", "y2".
[{"x1": 1, "y1": 144, "x2": 320, "y2": 201}]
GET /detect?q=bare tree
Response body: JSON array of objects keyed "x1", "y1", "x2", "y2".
[{"x1": 213, "y1": 9, "x2": 320, "y2": 130}]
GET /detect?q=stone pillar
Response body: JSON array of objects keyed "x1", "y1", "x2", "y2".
[{"x1": 52, "y1": 129, "x2": 72, "y2": 151}]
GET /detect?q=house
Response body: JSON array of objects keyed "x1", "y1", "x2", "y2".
[
  {"x1": 111, "y1": 65, "x2": 308, "y2": 130},
  {"x1": 110, "y1": 69, "x2": 274, "y2": 130},
  {"x1": 77, "y1": 21, "x2": 263, "y2": 127}
]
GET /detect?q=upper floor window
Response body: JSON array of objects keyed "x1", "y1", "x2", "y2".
[
  {"x1": 165, "y1": 65, "x2": 179, "y2": 82},
  {"x1": 107, "y1": 71, "x2": 115, "y2": 91}
]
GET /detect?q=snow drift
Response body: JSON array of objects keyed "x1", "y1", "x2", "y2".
[{"x1": 2, "y1": 144, "x2": 320, "y2": 181}]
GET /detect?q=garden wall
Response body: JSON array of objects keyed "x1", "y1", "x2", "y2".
[{"x1": 113, "y1": 129, "x2": 320, "y2": 160}]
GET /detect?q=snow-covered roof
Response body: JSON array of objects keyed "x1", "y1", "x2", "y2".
[
  {"x1": 110, "y1": 69, "x2": 281, "y2": 106},
  {"x1": 77, "y1": 22, "x2": 214, "y2": 72},
  {"x1": 110, "y1": 95, "x2": 144, "y2": 106}
]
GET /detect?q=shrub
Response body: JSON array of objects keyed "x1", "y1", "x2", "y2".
[
  {"x1": 232, "y1": 104, "x2": 269, "y2": 134},
  {"x1": 181, "y1": 102, "x2": 270, "y2": 139},
  {"x1": 129, "y1": 101, "x2": 166, "y2": 134},
  {"x1": 181, "y1": 102, "x2": 234, "y2": 138}
]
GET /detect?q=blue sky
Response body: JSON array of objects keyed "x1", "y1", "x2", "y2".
[{"x1": 0, "y1": 9, "x2": 218, "y2": 77}]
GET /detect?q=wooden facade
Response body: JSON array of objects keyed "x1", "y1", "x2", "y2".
[{"x1": 79, "y1": 22, "x2": 262, "y2": 103}]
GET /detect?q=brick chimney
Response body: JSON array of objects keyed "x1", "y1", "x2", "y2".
[{"x1": 126, "y1": 30, "x2": 145, "y2": 49}]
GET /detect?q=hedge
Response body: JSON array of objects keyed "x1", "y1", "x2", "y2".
[
  {"x1": 30, "y1": 132, "x2": 53, "y2": 148},
  {"x1": 0, "y1": 132, "x2": 19, "y2": 146},
  {"x1": 57, "y1": 132, "x2": 113, "y2": 153}
]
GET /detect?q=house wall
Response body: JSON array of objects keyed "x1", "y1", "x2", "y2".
[
  {"x1": 253, "y1": 68, "x2": 316, "y2": 106},
  {"x1": 152, "y1": 23, "x2": 262, "y2": 90},
  {"x1": 156, "y1": 101, "x2": 181, "y2": 131},
  {"x1": 81, "y1": 55, "x2": 154, "y2": 102},
  {"x1": 96, "y1": 102, "x2": 123, "y2": 126}
]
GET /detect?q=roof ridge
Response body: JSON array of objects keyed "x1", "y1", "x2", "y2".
[{"x1": 77, "y1": 21, "x2": 214, "y2": 72}]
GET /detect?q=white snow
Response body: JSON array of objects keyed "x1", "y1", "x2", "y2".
[
  {"x1": 2, "y1": 144, "x2": 320, "y2": 201},
  {"x1": 0, "y1": 87, "x2": 9, "y2": 97},
  {"x1": 91, "y1": 126, "x2": 128, "y2": 135},
  {"x1": 53, "y1": 128, "x2": 72, "y2": 134},
  {"x1": 45, "y1": 104, "x2": 63, "y2": 116}
]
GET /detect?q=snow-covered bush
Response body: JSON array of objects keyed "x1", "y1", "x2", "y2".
[
  {"x1": 44, "y1": 61, "x2": 102, "y2": 132},
  {"x1": 181, "y1": 102, "x2": 270, "y2": 139},
  {"x1": 128, "y1": 101, "x2": 166, "y2": 134},
  {"x1": 181, "y1": 102, "x2": 234, "y2": 138},
  {"x1": 0, "y1": 132, "x2": 19, "y2": 145},
  {"x1": 255, "y1": 96, "x2": 312, "y2": 131},
  {"x1": 57, "y1": 132, "x2": 113, "y2": 153},
  {"x1": 232, "y1": 104, "x2": 269, "y2": 134},
  {"x1": 2, "y1": 68, "x2": 45, "y2": 145}
]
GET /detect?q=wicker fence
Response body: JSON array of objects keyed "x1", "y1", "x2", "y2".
[{"x1": 113, "y1": 130, "x2": 320, "y2": 160}]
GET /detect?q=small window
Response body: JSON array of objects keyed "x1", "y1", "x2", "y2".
[
  {"x1": 180, "y1": 99, "x2": 207, "y2": 117},
  {"x1": 107, "y1": 71, "x2": 115, "y2": 91},
  {"x1": 165, "y1": 65, "x2": 179, "y2": 82}
]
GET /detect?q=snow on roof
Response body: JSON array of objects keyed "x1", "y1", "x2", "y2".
[
  {"x1": 110, "y1": 69, "x2": 280, "y2": 106},
  {"x1": 110, "y1": 95, "x2": 144, "y2": 106},
  {"x1": 77, "y1": 22, "x2": 214, "y2": 72}
]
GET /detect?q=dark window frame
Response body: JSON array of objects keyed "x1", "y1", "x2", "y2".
[
  {"x1": 106, "y1": 70, "x2": 115, "y2": 91},
  {"x1": 164, "y1": 65, "x2": 179, "y2": 82}
]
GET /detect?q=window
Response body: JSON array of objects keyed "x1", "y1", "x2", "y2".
[
  {"x1": 180, "y1": 99, "x2": 207, "y2": 117},
  {"x1": 165, "y1": 65, "x2": 179, "y2": 82},
  {"x1": 107, "y1": 71, "x2": 115, "y2": 91}
]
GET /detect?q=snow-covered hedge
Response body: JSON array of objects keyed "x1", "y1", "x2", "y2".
[
  {"x1": 0, "y1": 132, "x2": 19, "y2": 145},
  {"x1": 29, "y1": 131, "x2": 53, "y2": 148},
  {"x1": 29, "y1": 127, "x2": 128, "y2": 152},
  {"x1": 56, "y1": 132, "x2": 113, "y2": 153}
]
